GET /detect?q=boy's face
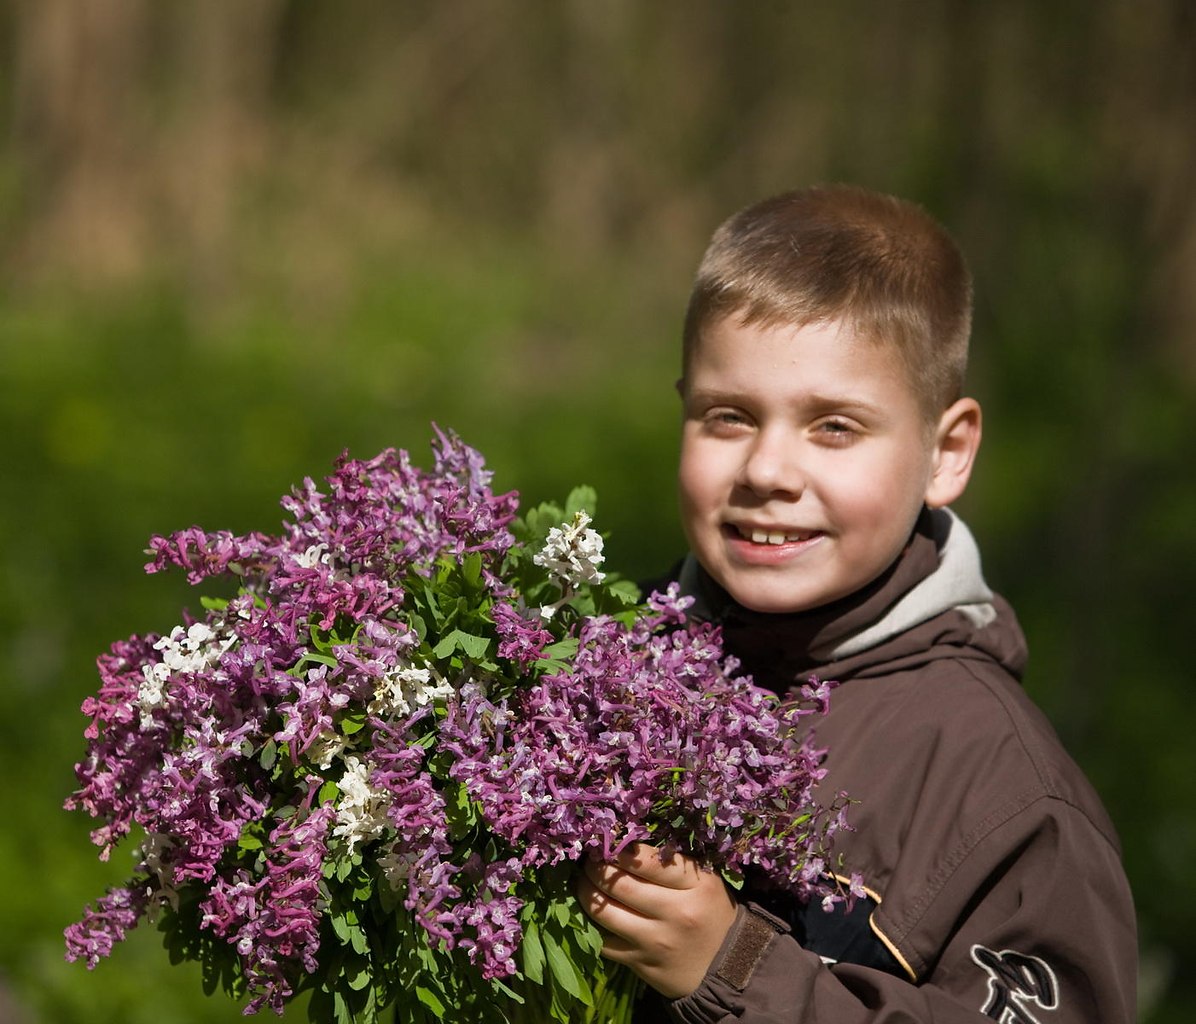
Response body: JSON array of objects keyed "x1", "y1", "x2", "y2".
[{"x1": 678, "y1": 315, "x2": 947, "y2": 615}]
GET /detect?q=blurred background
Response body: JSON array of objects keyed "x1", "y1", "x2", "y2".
[{"x1": 0, "y1": 2, "x2": 1192, "y2": 1021}]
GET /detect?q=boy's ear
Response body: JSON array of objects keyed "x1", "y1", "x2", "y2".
[{"x1": 924, "y1": 398, "x2": 982, "y2": 509}]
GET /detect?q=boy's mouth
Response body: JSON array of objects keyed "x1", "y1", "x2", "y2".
[{"x1": 729, "y1": 524, "x2": 820, "y2": 546}]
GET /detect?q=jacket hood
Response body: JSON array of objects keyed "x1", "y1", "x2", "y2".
[{"x1": 677, "y1": 508, "x2": 1028, "y2": 694}]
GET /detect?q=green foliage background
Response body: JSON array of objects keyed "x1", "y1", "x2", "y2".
[{"x1": 0, "y1": 3, "x2": 1192, "y2": 1021}]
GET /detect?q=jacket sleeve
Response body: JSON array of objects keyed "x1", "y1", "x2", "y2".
[{"x1": 667, "y1": 797, "x2": 1137, "y2": 1024}]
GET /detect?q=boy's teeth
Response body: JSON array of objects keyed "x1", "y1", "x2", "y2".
[{"x1": 748, "y1": 528, "x2": 802, "y2": 545}]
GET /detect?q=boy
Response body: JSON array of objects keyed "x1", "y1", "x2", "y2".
[{"x1": 577, "y1": 185, "x2": 1138, "y2": 1022}]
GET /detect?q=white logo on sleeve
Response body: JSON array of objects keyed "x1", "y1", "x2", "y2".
[{"x1": 971, "y1": 945, "x2": 1060, "y2": 1023}]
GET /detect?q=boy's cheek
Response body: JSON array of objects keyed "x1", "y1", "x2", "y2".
[{"x1": 677, "y1": 438, "x2": 726, "y2": 494}]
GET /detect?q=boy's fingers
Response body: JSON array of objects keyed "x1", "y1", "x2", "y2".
[
  {"x1": 591, "y1": 929, "x2": 639, "y2": 965},
  {"x1": 577, "y1": 854, "x2": 740, "y2": 999},
  {"x1": 602, "y1": 843, "x2": 703, "y2": 888},
  {"x1": 577, "y1": 866, "x2": 652, "y2": 939},
  {"x1": 582, "y1": 853, "x2": 664, "y2": 916},
  {"x1": 582, "y1": 851, "x2": 727, "y2": 928}
]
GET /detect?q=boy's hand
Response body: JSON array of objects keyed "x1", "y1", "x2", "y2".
[{"x1": 577, "y1": 842, "x2": 738, "y2": 999}]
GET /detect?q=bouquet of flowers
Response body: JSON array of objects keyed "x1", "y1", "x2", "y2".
[{"x1": 65, "y1": 427, "x2": 851, "y2": 1023}]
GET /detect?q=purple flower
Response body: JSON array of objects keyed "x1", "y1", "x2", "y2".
[
  {"x1": 199, "y1": 807, "x2": 334, "y2": 1014},
  {"x1": 491, "y1": 601, "x2": 554, "y2": 668},
  {"x1": 65, "y1": 884, "x2": 150, "y2": 969},
  {"x1": 66, "y1": 429, "x2": 845, "y2": 1020}
]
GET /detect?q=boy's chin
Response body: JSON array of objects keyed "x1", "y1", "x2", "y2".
[
  {"x1": 736, "y1": 596, "x2": 819, "y2": 616},
  {"x1": 721, "y1": 579, "x2": 824, "y2": 616},
  {"x1": 716, "y1": 567, "x2": 861, "y2": 616}
]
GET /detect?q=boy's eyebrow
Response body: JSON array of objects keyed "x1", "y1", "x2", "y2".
[
  {"x1": 681, "y1": 385, "x2": 740, "y2": 403},
  {"x1": 684, "y1": 384, "x2": 888, "y2": 418},
  {"x1": 802, "y1": 392, "x2": 888, "y2": 418}
]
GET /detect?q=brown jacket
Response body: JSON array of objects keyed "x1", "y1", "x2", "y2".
[{"x1": 664, "y1": 509, "x2": 1137, "y2": 1024}]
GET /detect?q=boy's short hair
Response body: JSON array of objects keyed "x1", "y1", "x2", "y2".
[{"x1": 682, "y1": 184, "x2": 973, "y2": 420}]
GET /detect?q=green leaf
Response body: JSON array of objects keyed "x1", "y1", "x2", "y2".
[
  {"x1": 346, "y1": 958, "x2": 372, "y2": 990},
  {"x1": 432, "y1": 628, "x2": 491, "y2": 661},
  {"x1": 335, "y1": 854, "x2": 358, "y2": 882},
  {"x1": 199, "y1": 595, "x2": 229, "y2": 612},
  {"x1": 521, "y1": 916, "x2": 546, "y2": 985},
  {"x1": 414, "y1": 934, "x2": 440, "y2": 975},
  {"x1": 491, "y1": 976, "x2": 526, "y2": 1005},
  {"x1": 605, "y1": 577, "x2": 642, "y2": 606},
  {"x1": 330, "y1": 911, "x2": 352, "y2": 944},
  {"x1": 541, "y1": 928, "x2": 592, "y2": 1004},
  {"x1": 533, "y1": 637, "x2": 580, "y2": 673},
  {"x1": 564, "y1": 485, "x2": 598, "y2": 519},
  {"x1": 309, "y1": 624, "x2": 333, "y2": 652},
  {"x1": 408, "y1": 612, "x2": 428, "y2": 643},
  {"x1": 521, "y1": 500, "x2": 565, "y2": 545},
  {"x1": 444, "y1": 781, "x2": 478, "y2": 839},
  {"x1": 575, "y1": 917, "x2": 605, "y2": 958},
  {"x1": 415, "y1": 984, "x2": 446, "y2": 1016},
  {"x1": 462, "y1": 551, "x2": 484, "y2": 587},
  {"x1": 417, "y1": 584, "x2": 444, "y2": 627},
  {"x1": 350, "y1": 922, "x2": 369, "y2": 955},
  {"x1": 299, "y1": 650, "x2": 338, "y2": 668},
  {"x1": 541, "y1": 638, "x2": 579, "y2": 660},
  {"x1": 258, "y1": 738, "x2": 278, "y2": 771},
  {"x1": 548, "y1": 898, "x2": 572, "y2": 930},
  {"x1": 340, "y1": 710, "x2": 368, "y2": 735},
  {"x1": 306, "y1": 989, "x2": 333, "y2": 1022},
  {"x1": 201, "y1": 954, "x2": 220, "y2": 997}
]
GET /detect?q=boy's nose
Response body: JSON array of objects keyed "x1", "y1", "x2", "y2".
[{"x1": 737, "y1": 430, "x2": 804, "y2": 498}]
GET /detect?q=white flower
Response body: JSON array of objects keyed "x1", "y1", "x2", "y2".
[
  {"x1": 308, "y1": 731, "x2": 348, "y2": 770},
  {"x1": 137, "y1": 663, "x2": 171, "y2": 729},
  {"x1": 135, "y1": 833, "x2": 181, "y2": 917},
  {"x1": 138, "y1": 622, "x2": 233, "y2": 729},
  {"x1": 293, "y1": 543, "x2": 332, "y2": 570},
  {"x1": 331, "y1": 756, "x2": 391, "y2": 853},
  {"x1": 533, "y1": 510, "x2": 606, "y2": 617},
  {"x1": 368, "y1": 663, "x2": 454, "y2": 718},
  {"x1": 378, "y1": 846, "x2": 419, "y2": 889}
]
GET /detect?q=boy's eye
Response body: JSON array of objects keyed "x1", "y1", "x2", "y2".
[
  {"x1": 694, "y1": 408, "x2": 753, "y2": 437},
  {"x1": 703, "y1": 408, "x2": 749, "y2": 428},
  {"x1": 814, "y1": 418, "x2": 858, "y2": 442}
]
